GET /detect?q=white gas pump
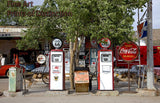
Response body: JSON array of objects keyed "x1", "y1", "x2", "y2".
[
  {"x1": 63, "y1": 48, "x2": 70, "y2": 77},
  {"x1": 97, "y1": 50, "x2": 114, "y2": 90},
  {"x1": 49, "y1": 38, "x2": 65, "y2": 90}
]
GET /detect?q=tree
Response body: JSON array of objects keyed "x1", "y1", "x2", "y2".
[
  {"x1": 57, "y1": 0, "x2": 148, "y2": 89},
  {"x1": 0, "y1": 0, "x2": 8, "y2": 25}
]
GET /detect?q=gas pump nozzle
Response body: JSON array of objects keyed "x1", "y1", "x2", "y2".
[{"x1": 14, "y1": 54, "x2": 20, "y2": 68}]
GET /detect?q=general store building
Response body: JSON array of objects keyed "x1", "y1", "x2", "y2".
[{"x1": 0, "y1": 26, "x2": 27, "y2": 64}]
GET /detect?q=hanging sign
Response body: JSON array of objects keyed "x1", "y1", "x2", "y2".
[
  {"x1": 119, "y1": 41, "x2": 139, "y2": 62},
  {"x1": 99, "y1": 38, "x2": 111, "y2": 49},
  {"x1": 52, "y1": 38, "x2": 62, "y2": 49}
]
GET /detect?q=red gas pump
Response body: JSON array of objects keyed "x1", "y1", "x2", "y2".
[{"x1": 97, "y1": 38, "x2": 114, "y2": 90}]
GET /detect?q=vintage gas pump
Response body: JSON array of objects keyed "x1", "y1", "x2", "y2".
[
  {"x1": 9, "y1": 54, "x2": 23, "y2": 92},
  {"x1": 90, "y1": 48, "x2": 97, "y2": 73},
  {"x1": 97, "y1": 38, "x2": 114, "y2": 90},
  {"x1": 49, "y1": 38, "x2": 65, "y2": 90}
]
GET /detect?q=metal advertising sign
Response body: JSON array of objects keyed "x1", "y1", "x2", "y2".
[
  {"x1": 118, "y1": 41, "x2": 139, "y2": 91},
  {"x1": 99, "y1": 38, "x2": 111, "y2": 49},
  {"x1": 74, "y1": 71, "x2": 89, "y2": 83},
  {"x1": 119, "y1": 41, "x2": 139, "y2": 63},
  {"x1": 37, "y1": 54, "x2": 46, "y2": 64}
]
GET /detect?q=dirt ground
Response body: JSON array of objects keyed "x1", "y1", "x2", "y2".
[
  {"x1": 0, "y1": 77, "x2": 8, "y2": 92},
  {"x1": 0, "y1": 96, "x2": 160, "y2": 103}
]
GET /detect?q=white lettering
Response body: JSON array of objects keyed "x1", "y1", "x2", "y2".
[{"x1": 120, "y1": 48, "x2": 137, "y2": 54}]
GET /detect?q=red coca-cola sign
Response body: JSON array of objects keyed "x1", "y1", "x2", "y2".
[{"x1": 119, "y1": 42, "x2": 139, "y2": 62}]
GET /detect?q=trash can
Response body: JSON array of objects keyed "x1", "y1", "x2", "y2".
[{"x1": 74, "y1": 67, "x2": 89, "y2": 92}]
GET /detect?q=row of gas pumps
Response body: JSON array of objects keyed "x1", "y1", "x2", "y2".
[
  {"x1": 49, "y1": 38, "x2": 114, "y2": 91},
  {"x1": 9, "y1": 38, "x2": 114, "y2": 92}
]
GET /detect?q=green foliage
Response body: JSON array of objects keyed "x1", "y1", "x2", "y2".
[
  {"x1": 0, "y1": 0, "x2": 29, "y2": 25},
  {"x1": 57, "y1": 0, "x2": 148, "y2": 46},
  {"x1": 17, "y1": 0, "x2": 62, "y2": 50},
  {"x1": 0, "y1": 0, "x2": 148, "y2": 50},
  {"x1": 0, "y1": 0, "x2": 8, "y2": 25}
]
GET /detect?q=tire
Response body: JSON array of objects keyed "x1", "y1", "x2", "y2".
[
  {"x1": 6, "y1": 70, "x2": 9, "y2": 77},
  {"x1": 42, "y1": 74, "x2": 49, "y2": 84},
  {"x1": 0, "y1": 92, "x2": 3, "y2": 96}
]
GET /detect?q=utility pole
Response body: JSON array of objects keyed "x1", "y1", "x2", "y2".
[
  {"x1": 137, "y1": 6, "x2": 141, "y2": 88},
  {"x1": 147, "y1": 0, "x2": 155, "y2": 90}
]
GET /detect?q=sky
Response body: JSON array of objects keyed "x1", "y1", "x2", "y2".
[
  {"x1": 26, "y1": 0, "x2": 160, "y2": 31},
  {"x1": 132, "y1": 0, "x2": 160, "y2": 30}
]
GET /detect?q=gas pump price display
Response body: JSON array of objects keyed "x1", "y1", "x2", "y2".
[
  {"x1": 52, "y1": 54, "x2": 62, "y2": 62},
  {"x1": 101, "y1": 53, "x2": 112, "y2": 72},
  {"x1": 101, "y1": 54, "x2": 112, "y2": 62},
  {"x1": 52, "y1": 54, "x2": 62, "y2": 73}
]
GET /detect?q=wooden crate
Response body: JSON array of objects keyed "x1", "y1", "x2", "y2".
[
  {"x1": 74, "y1": 71, "x2": 89, "y2": 92},
  {"x1": 75, "y1": 83, "x2": 89, "y2": 92}
]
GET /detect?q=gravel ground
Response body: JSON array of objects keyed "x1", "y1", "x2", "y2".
[{"x1": 0, "y1": 96, "x2": 160, "y2": 103}]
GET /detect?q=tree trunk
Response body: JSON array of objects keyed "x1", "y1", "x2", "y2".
[
  {"x1": 69, "y1": 36, "x2": 78, "y2": 90},
  {"x1": 69, "y1": 41, "x2": 74, "y2": 90},
  {"x1": 75, "y1": 36, "x2": 84, "y2": 67}
]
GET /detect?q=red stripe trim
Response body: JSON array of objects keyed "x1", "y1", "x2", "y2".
[{"x1": 97, "y1": 50, "x2": 100, "y2": 90}]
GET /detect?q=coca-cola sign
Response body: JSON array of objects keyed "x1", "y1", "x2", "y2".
[{"x1": 119, "y1": 42, "x2": 139, "y2": 62}]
